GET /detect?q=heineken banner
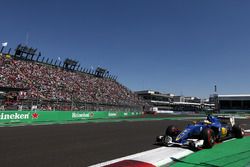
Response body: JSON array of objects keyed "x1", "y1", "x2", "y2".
[{"x1": 0, "y1": 111, "x2": 142, "y2": 124}]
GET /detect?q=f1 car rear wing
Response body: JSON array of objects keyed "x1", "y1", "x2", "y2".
[{"x1": 217, "y1": 116, "x2": 235, "y2": 126}]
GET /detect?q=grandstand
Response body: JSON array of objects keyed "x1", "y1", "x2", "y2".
[
  {"x1": 218, "y1": 94, "x2": 250, "y2": 113},
  {"x1": 136, "y1": 90, "x2": 215, "y2": 113},
  {"x1": 0, "y1": 44, "x2": 147, "y2": 111}
]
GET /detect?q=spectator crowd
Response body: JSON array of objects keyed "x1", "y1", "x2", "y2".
[{"x1": 0, "y1": 54, "x2": 147, "y2": 111}]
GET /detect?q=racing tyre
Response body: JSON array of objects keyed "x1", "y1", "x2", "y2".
[
  {"x1": 201, "y1": 128, "x2": 215, "y2": 148},
  {"x1": 162, "y1": 135, "x2": 173, "y2": 146},
  {"x1": 156, "y1": 136, "x2": 164, "y2": 143},
  {"x1": 165, "y1": 125, "x2": 178, "y2": 137},
  {"x1": 189, "y1": 141, "x2": 198, "y2": 151},
  {"x1": 232, "y1": 125, "x2": 244, "y2": 138}
]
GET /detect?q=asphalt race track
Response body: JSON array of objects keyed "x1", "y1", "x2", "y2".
[{"x1": 1, "y1": 115, "x2": 250, "y2": 167}]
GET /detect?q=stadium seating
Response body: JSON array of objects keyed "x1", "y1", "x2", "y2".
[{"x1": 0, "y1": 55, "x2": 146, "y2": 111}]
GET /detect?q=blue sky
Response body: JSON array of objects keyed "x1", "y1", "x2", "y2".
[{"x1": 1, "y1": 0, "x2": 250, "y2": 98}]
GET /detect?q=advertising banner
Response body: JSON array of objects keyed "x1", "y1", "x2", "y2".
[{"x1": 0, "y1": 111, "x2": 142, "y2": 125}]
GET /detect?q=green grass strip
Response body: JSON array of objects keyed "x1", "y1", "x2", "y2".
[{"x1": 171, "y1": 137, "x2": 250, "y2": 167}]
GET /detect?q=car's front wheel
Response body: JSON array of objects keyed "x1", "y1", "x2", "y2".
[
  {"x1": 202, "y1": 128, "x2": 215, "y2": 148},
  {"x1": 165, "y1": 125, "x2": 178, "y2": 137},
  {"x1": 162, "y1": 135, "x2": 173, "y2": 146}
]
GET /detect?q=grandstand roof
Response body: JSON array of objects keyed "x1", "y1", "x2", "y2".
[
  {"x1": 219, "y1": 94, "x2": 250, "y2": 97},
  {"x1": 135, "y1": 90, "x2": 173, "y2": 97},
  {"x1": 219, "y1": 94, "x2": 250, "y2": 100}
]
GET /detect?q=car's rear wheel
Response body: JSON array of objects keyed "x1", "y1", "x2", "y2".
[
  {"x1": 202, "y1": 128, "x2": 215, "y2": 148},
  {"x1": 232, "y1": 125, "x2": 244, "y2": 138}
]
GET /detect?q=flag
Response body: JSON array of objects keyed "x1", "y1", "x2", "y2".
[{"x1": 1, "y1": 42, "x2": 8, "y2": 47}]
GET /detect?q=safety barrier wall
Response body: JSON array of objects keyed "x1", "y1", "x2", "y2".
[{"x1": 0, "y1": 111, "x2": 143, "y2": 124}]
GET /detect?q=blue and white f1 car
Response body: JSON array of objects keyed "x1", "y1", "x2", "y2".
[{"x1": 156, "y1": 115, "x2": 245, "y2": 149}]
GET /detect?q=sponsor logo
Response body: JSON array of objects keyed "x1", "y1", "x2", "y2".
[
  {"x1": 90, "y1": 112, "x2": 94, "y2": 117},
  {"x1": 32, "y1": 113, "x2": 39, "y2": 119},
  {"x1": 0, "y1": 113, "x2": 30, "y2": 120},
  {"x1": 176, "y1": 129, "x2": 189, "y2": 141},
  {"x1": 72, "y1": 112, "x2": 94, "y2": 118},
  {"x1": 108, "y1": 113, "x2": 117, "y2": 117}
]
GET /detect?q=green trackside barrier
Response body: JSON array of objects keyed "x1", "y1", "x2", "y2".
[{"x1": 0, "y1": 110, "x2": 143, "y2": 125}]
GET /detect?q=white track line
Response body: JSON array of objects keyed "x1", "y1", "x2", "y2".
[
  {"x1": 90, "y1": 131, "x2": 250, "y2": 167},
  {"x1": 89, "y1": 147, "x2": 193, "y2": 167},
  {"x1": 223, "y1": 138, "x2": 236, "y2": 143}
]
